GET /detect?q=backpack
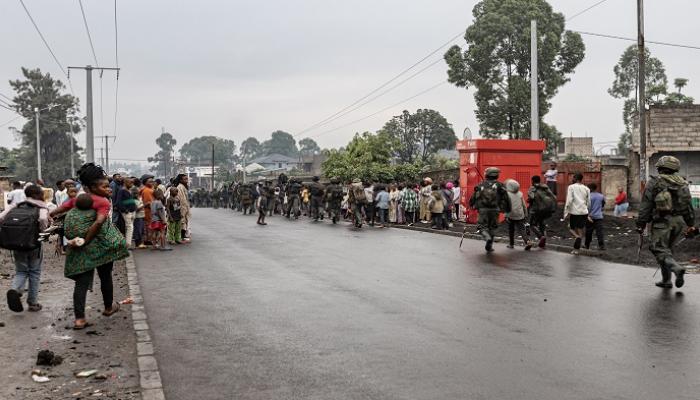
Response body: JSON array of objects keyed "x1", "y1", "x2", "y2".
[
  {"x1": 654, "y1": 176, "x2": 691, "y2": 214},
  {"x1": 0, "y1": 202, "x2": 41, "y2": 251},
  {"x1": 330, "y1": 185, "x2": 344, "y2": 201},
  {"x1": 476, "y1": 182, "x2": 500, "y2": 209},
  {"x1": 352, "y1": 185, "x2": 367, "y2": 204},
  {"x1": 533, "y1": 186, "x2": 557, "y2": 217},
  {"x1": 310, "y1": 183, "x2": 324, "y2": 197}
]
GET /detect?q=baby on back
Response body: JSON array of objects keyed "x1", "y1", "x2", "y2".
[{"x1": 65, "y1": 193, "x2": 96, "y2": 247}]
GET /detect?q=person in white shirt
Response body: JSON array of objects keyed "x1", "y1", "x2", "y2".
[
  {"x1": 54, "y1": 180, "x2": 69, "y2": 206},
  {"x1": 6, "y1": 181, "x2": 27, "y2": 205},
  {"x1": 544, "y1": 163, "x2": 558, "y2": 196},
  {"x1": 564, "y1": 173, "x2": 591, "y2": 255},
  {"x1": 452, "y1": 180, "x2": 461, "y2": 222}
]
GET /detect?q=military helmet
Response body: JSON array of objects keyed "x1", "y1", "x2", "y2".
[
  {"x1": 352, "y1": 178, "x2": 362, "y2": 184},
  {"x1": 330, "y1": 176, "x2": 340, "y2": 184},
  {"x1": 655, "y1": 156, "x2": 681, "y2": 172},
  {"x1": 485, "y1": 167, "x2": 501, "y2": 178},
  {"x1": 312, "y1": 176, "x2": 320, "y2": 182}
]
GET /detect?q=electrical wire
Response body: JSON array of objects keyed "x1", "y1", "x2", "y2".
[
  {"x1": 566, "y1": 0, "x2": 610, "y2": 21},
  {"x1": 0, "y1": 92, "x2": 13, "y2": 102},
  {"x1": 0, "y1": 115, "x2": 24, "y2": 128},
  {"x1": 78, "y1": 0, "x2": 99, "y2": 67},
  {"x1": 0, "y1": 103, "x2": 16, "y2": 112},
  {"x1": 309, "y1": 81, "x2": 447, "y2": 139},
  {"x1": 296, "y1": 30, "x2": 465, "y2": 136},
  {"x1": 574, "y1": 30, "x2": 700, "y2": 50},
  {"x1": 18, "y1": 0, "x2": 69, "y2": 77}
]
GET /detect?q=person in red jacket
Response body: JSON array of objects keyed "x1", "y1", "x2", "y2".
[{"x1": 613, "y1": 187, "x2": 629, "y2": 217}]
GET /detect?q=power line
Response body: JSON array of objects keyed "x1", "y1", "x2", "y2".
[
  {"x1": 574, "y1": 30, "x2": 700, "y2": 50},
  {"x1": 309, "y1": 81, "x2": 447, "y2": 139},
  {"x1": 78, "y1": 0, "x2": 100, "y2": 67},
  {"x1": 18, "y1": 0, "x2": 68, "y2": 77},
  {"x1": 0, "y1": 92, "x2": 13, "y2": 102},
  {"x1": 296, "y1": 30, "x2": 465, "y2": 137},
  {"x1": 566, "y1": 0, "x2": 610, "y2": 21},
  {"x1": 0, "y1": 115, "x2": 24, "y2": 128},
  {"x1": 0, "y1": 103, "x2": 16, "y2": 112}
]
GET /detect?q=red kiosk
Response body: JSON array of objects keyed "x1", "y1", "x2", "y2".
[{"x1": 457, "y1": 139, "x2": 546, "y2": 224}]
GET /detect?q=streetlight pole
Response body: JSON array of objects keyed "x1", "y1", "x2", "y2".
[
  {"x1": 637, "y1": 0, "x2": 647, "y2": 189},
  {"x1": 34, "y1": 107, "x2": 42, "y2": 182}
]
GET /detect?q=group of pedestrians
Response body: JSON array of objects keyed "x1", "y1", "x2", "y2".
[{"x1": 1, "y1": 162, "x2": 194, "y2": 330}]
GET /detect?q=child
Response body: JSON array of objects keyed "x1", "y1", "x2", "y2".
[
  {"x1": 505, "y1": 179, "x2": 532, "y2": 250},
  {"x1": 166, "y1": 187, "x2": 183, "y2": 244},
  {"x1": 64, "y1": 194, "x2": 96, "y2": 247},
  {"x1": 257, "y1": 186, "x2": 268, "y2": 225},
  {"x1": 66, "y1": 186, "x2": 79, "y2": 202},
  {"x1": 428, "y1": 184, "x2": 445, "y2": 230},
  {"x1": 132, "y1": 187, "x2": 146, "y2": 249},
  {"x1": 149, "y1": 189, "x2": 171, "y2": 251}
]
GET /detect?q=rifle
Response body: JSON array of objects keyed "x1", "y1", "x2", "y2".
[{"x1": 636, "y1": 228, "x2": 645, "y2": 265}]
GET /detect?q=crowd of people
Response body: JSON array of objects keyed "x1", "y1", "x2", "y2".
[
  {"x1": 0, "y1": 162, "x2": 193, "y2": 329},
  {"x1": 0, "y1": 156, "x2": 696, "y2": 327}
]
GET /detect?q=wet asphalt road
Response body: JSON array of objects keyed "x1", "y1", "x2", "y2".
[{"x1": 135, "y1": 209, "x2": 700, "y2": 400}]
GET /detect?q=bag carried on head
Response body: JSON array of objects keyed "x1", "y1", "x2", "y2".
[{"x1": 0, "y1": 202, "x2": 41, "y2": 251}]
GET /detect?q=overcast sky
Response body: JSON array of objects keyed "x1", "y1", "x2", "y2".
[{"x1": 1, "y1": 0, "x2": 699, "y2": 164}]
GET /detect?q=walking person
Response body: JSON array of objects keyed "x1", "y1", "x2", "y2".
[
  {"x1": 55, "y1": 163, "x2": 129, "y2": 330},
  {"x1": 637, "y1": 156, "x2": 697, "y2": 289},
  {"x1": 527, "y1": 175, "x2": 557, "y2": 249},
  {"x1": 563, "y1": 173, "x2": 591, "y2": 255},
  {"x1": 375, "y1": 185, "x2": 390, "y2": 228},
  {"x1": 504, "y1": 179, "x2": 532, "y2": 250},
  {"x1": 614, "y1": 186, "x2": 629, "y2": 217},
  {"x1": 309, "y1": 176, "x2": 325, "y2": 221},
  {"x1": 452, "y1": 180, "x2": 461, "y2": 222},
  {"x1": 256, "y1": 186, "x2": 268, "y2": 226},
  {"x1": 584, "y1": 183, "x2": 606, "y2": 251},
  {"x1": 469, "y1": 168, "x2": 509, "y2": 252},
  {"x1": 348, "y1": 179, "x2": 367, "y2": 228},
  {"x1": 1, "y1": 185, "x2": 51, "y2": 312}
]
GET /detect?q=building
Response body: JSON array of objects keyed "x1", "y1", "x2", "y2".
[
  {"x1": 630, "y1": 104, "x2": 700, "y2": 203},
  {"x1": 300, "y1": 153, "x2": 327, "y2": 176},
  {"x1": 557, "y1": 136, "x2": 594, "y2": 159},
  {"x1": 248, "y1": 154, "x2": 300, "y2": 172}
]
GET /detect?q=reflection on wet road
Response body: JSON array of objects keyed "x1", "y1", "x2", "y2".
[{"x1": 136, "y1": 209, "x2": 700, "y2": 400}]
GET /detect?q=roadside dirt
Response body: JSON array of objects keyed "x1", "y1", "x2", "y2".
[
  {"x1": 0, "y1": 246, "x2": 140, "y2": 400},
  {"x1": 412, "y1": 209, "x2": 699, "y2": 268}
]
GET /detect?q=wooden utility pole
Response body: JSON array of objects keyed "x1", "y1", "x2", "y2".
[
  {"x1": 530, "y1": 19, "x2": 539, "y2": 140},
  {"x1": 211, "y1": 143, "x2": 215, "y2": 191},
  {"x1": 637, "y1": 0, "x2": 647, "y2": 188}
]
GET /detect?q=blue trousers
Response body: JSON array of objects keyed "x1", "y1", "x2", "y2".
[{"x1": 12, "y1": 247, "x2": 43, "y2": 305}]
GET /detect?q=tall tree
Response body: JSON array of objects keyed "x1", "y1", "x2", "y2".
[
  {"x1": 8, "y1": 68, "x2": 82, "y2": 184},
  {"x1": 299, "y1": 138, "x2": 321, "y2": 155},
  {"x1": 381, "y1": 109, "x2": 456, "y2": 163},
  {"x1": 665, "y1": 78, "x2": 694, "y2": 105},
  {"x1": 179, "y1": 136, "x2": 236, "y2": 166},
  {"x1": 148, "y1": 132, "x2": 177, "y2": 177},
  {"x1": 608, "y1": 45, "x2": 668, "y2": 154},
  {"x1": 444, "y1": 0, "x2": 584, "y2": 141},
  {"x1": 262, "y1": 130, "x2": 298, "y2": 157},
  {"x1": 239, "y1": 137, "x2": 263, "y2": 160}
]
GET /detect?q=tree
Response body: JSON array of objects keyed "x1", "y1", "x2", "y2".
[
  {"x1": 444, "y1": 0, "x2": 585, "y2": 139},
  {"x1": 298, "y1": 138, "x2": 321, "y2": 155},
  {"x1": 261, "y1": 130, "x2": 298, "y2": 157},
  {"x1": 609, "y1": 46, "x2": 668, "y2": 154},
  {"x1": 148, "y1": 132, "x2": 177, "y2": 177},
  {"x1": 179, "y1": 136, "x2": 236, "y2": 166},
  {"x1": 380, "y1": 109, "x2": 457, "y2": 163},
  {"x1": 665, "y1": 78, "x2": 694, "y2": 105},
  {"x1": 8, "y1": 67, "x2": 83, "y2": 184},
  {"x1": 239, "y1": 137, "x2": 263, "y2": 161}
]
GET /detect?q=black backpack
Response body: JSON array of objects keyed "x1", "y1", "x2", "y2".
[
  {"x1": 0, "y1": 202, "x2": 41, "y2": 251},
  {"x1": 533, "y1": 186, "x2": 557, "y2": 217}
]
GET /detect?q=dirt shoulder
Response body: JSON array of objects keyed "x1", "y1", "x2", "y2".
[{"x1": 0, "y1": 247, "x2": 140, "y2": 400}]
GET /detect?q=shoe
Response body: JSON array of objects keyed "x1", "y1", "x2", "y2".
[
  {"x1": 137, "y1": 244, "x2": 147, "y2": 249},
  {"x1": 485, "y1": 240, "x2": 494, "y2": 252},
  {"x1": 27, "y1": 303, "x2": 43, "y2": 312},
  {"x1": 448, "y1": 223, "x2": 454, "y2": 228},
  {"x1": 538, "y1": 237, "x2": 546, "y2": 249},
  {"x1": 524, "y1": 243, "x2": 532, "y2": 251},
  {"x1": 6, "y1": 289, "x2": 23, "y2": 313},
  {"x1": 655, "y1": 281, "x2": 673, "y2": 289},
  {"x1": 407, "y1": 223, "x2": 414, "y2": 227},
  {"x1": 675, "y1": 269, "x2": 686, "y2": 288},
  {"x1": 573, "y1": 237, "x2": 582, "y2": 250},
  {"x1": 571, "y1": 249, "x2": 580, "y2": 255},
  {"x1": 506, "y1": 244, "x2": 514, "y2": 249}
]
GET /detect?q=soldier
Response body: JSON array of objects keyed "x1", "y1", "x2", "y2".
[
  {"x1": 325, "y1": 177, "x2": 344, "y2": 224},
  {"x1": 347, "y1": 178, "x2": 367, "y2": 228},
  {"x1": 240, "y1": 184, "x2": 253, "y2": 215},
  {"x1": 637, "y1": 156, "x2": 697, "y2": 289},
  {"x1": 469, "y1": 167, "x2": 510, "y2": 252},
  {"x1": 286, "y1": 178, "x2": 302, "y2": 219},
  {"x1": 309, "y1": 176, "x2": 326, "y2": 221}
]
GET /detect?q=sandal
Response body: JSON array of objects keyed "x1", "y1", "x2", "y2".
[
  {"x1": 73, "y1": 320, "x2": 93, "y2": 330},
  {"x1": 102, "y1": 302, "x2": 120, "y2": 317}
]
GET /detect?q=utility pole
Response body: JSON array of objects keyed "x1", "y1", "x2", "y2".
[
  {"x1": 530, "y1": 19, "x2": 539, "y2": 140},
  {"x1": 69, "y1": 130, "x2": 75, "y2": 178},
  {"x1": 99, "y1": 147, "x2": 105, "y2": 167},
  {"x1": 68, "y1": 65, "x2": 120, "y2": 163},
  {"x1": 96, "y1": 135, "x2": 116, "y2": 174},
  {"x1": 637, "y1": 0, "x2": 647, "y2": 189},
  {"x1": 34, "y1": 107, "x2": 42, "y2": 182},
  {"x1": 211, "y1": 143, "x2": 215, "y2": 191}
]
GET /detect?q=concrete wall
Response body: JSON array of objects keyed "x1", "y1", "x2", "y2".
[
  {"x1": 601, "y1": 165, "x2": 628, "y2": 210},
  {"x1": 559, "y1": 137, "x2": 594, "y2": 158},
  {"x1": 423, "y1": 168, "x2": 459, "y2": 185}
]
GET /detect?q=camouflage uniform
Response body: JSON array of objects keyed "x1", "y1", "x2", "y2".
[
  {"x1": 286, "y1": 179, "x2": 302, "y2": 219},
  {"x1": 638, "y1": 156, "x2": 696, "y2": 288},
  {"x1": 325, "y1": 177, "x2": 344, "y2": 224},
  {"x1": 469, "y1": 167, "x2": 510, "y2": 252},
  {"x1": 309, "y1": 176, "x2": 326, "y2": 221}
]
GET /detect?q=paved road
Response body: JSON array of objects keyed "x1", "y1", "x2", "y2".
[{"x1": 135, "y1": 209, "x2": 700, "y2": 400}]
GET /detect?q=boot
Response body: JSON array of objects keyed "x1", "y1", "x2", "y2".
[
  {"x1": 655, "y1": 268, "x2": 673, "y2": 289},
  {"x1": 667, "y1": 259, "x2": 686, "y2": 288}
]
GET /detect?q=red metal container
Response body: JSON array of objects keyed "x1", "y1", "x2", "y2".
[{"x1": 457, "y1": 139, "x2": 546, "y2": 224}]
